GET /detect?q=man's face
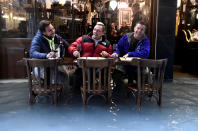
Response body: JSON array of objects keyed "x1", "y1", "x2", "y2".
[
  {"x1": 111, "y1": 23, "x2": 115, "y2": 28},
  {"x1": 43, "y1": 24, "x2": 55, "y2": 38},
  {"x1": 134, "y1": 23, "x2": 146, "y2": 40},
  {"x1": 92, "y1": 25, "x2": 104, "y2": 40},
  {"x1": 122, "y1": 22, "x2": 127, "y2": 27},
  {"x1": 132, "y1": 7, "x2": 139, "y2": 15}
]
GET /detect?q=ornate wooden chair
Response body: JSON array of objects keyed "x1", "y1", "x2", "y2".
[
  {"x1": 25, "y1": 58, "x2": 62, "y2": 105},
  {"x1": 128, "y1": 59, "x2": 168, "y2": 109},
  {"x1": 77, "y1": 58, "x2": 114, "y2": 105}
]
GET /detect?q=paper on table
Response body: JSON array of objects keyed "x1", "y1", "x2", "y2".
[
  {"x1": 119, "y1": 57, "x2": 140, "y2": 61},
  {"x1": 78, "y1": 57, "x2": 106, "y2": 60}
]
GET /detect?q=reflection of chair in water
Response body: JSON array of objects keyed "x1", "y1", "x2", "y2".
[
  {"x1": 128, "y1": 59, "x2": 167, "y2": 109},
  {"x1": 25, "y1": 59, "x2": 62, "y2": 105},
  {"x1": 79, "y1": 58, "x2": 113, "y2": 105}
]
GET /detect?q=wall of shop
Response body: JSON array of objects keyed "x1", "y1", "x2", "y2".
[{"x1": 157, "y1": 0, "x2": 177, "y2": 80}]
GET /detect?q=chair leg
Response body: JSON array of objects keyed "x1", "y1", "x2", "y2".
[
  {"x1": 54, "y1": 94, "x2": 57, "y2": 106},
  {"x1": 81, "y1": 90, "x2": 87, "y2": 105},
  {"x1": 107, "y1": 90, "x2": 112, "y2": 104},
  {"x1": 29, "y1": 90, "x2": 34, "y2": 105},
  {"x1": 136, "y1": 93, "x2": 142, "y2": 111},
  {"x1": 57, "y1": 90, "x2": 62, "y2": 104},
  {"x1": 136, "y1": 96, "x2": 140, "y2": 107},
  {"x1": 158, "y1": 89, "x2": 162, "y2": 107}
]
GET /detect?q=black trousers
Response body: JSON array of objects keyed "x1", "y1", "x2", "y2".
[
  {"x1": 71, "y1": 68, "x2": 82, "y2": 92},
  {"x1": 112, "y1": 67, "x2": 137, "y2": 101}
]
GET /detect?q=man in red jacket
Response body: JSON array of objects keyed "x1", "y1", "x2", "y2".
[
  {"x1": 68, "y1": 22, "x2": 112, "y2": 58},
  {"x1": 68, "y1": 22, "x2": 113, "y2": 92}
]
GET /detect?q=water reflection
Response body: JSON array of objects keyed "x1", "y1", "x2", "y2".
[
  {"x1": 1, "y1": 78, "x2": 198, "y2": 130},
  {"x1": 109, "y1": 100, "x2": 119, "y2": 116}
]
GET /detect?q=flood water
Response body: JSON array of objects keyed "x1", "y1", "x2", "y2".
[{"x1": 0, "y1": 78, "x2": 198, "y2": 131}]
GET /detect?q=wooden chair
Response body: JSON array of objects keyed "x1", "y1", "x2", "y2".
[
  {"x1": 78, "y1": 58, "x2": 114, "y2": 105},
  {"x1": 25, "y1": 58, "x2": 62, "y2": 105},
  {"x1": 128, "y1": 59, "x2": 168, "y2": 109}
]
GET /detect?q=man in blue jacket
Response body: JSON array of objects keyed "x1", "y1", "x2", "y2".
[
  {"x1": 30, "y1": 20, "x2": 69, "y2": 59},
  {"x1": 29, "y1": 20, "x2": 71, "y2": 102},
  {"x1": 111, "y1": 21, "x2": 150, "y2": 101}
]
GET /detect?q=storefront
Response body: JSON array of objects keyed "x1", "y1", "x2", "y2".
[
  {"x1": 175, "y1": 0, "x2": 198, "y2": 73},
  {"x1": 0, "y1": 0, "x2": 176, "y2": 80}
]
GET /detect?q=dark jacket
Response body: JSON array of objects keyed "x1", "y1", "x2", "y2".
[
  {"x1": 30, "y1": 30, "x2": 69, "y2": 59},
  {"x1": 68, "y1": 32, "x2": 112, "y2": 57},
  {"x1": 115, "y1": 32, "x2": 150, "y2": 58}
]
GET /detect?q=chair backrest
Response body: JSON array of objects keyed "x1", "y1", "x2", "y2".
[
  {"x1": 26, "y1": 59, "x2": 58, "y2": 90},
  {"x1": 81, "y1": 59, "x2": 113, "y2": 94},
  {"x1": 138, "y1": 59, "x2": 168, "y2": 91}
]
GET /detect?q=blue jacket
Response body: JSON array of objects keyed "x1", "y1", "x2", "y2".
[
  {"x1": 30, "y1": 30, "x2": 69, "y2": 59},
  {"x1": 115, "y1": 32, "x2": 150, "y2": 58},
  {"x1": 30, "y1": 30, "x2": 50, "y2": 59}
]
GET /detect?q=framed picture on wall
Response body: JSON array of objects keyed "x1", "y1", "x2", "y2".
[{"x1": 119, "y1": 8, "x2": 132, "y2": 28}]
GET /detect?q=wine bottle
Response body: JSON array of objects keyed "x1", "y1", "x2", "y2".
[{"x1": 58, "y1": 38, "x2": 64, "y2": 58}]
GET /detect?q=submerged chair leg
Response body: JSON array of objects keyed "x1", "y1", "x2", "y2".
[
  {"x1": 81, "y1": 90, "x2": 87, "y2": 105},
  {"x1": 136, "y1": 95, "x2": 141, "y2": 110},
  {"x1": 29, "y1": 90, "x2": 34, "y2": 105},
  {"x1": 158, "y1": 88, "x2": 162, "y2": 107},
  {"x1": 107, "y1": 89, "x2": 112, "y2": 104},
  {"x1": 54, "y1": 94, "x2": 57, "y2": 106}
]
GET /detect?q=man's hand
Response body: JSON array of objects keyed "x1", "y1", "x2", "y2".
[
  {"x1": 73, "y1": 50, "x2": 80, "y2": 58},
  {"x1": 100, "y1": 51, "x2": 109, "y2": 57},
  {"x1": 46, "y1": 52, "x2": 56, "y2": 59},
  {"x1": 123, "y1": 53, "x2": 129, "y2": 58},
  {"x1": 111, "y1": 53, "x2": 118, "y2": 58}
]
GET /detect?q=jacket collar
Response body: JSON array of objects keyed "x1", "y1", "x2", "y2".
[
  {"x1": 43, "y1": 34, "x2": 53, "y2": 40},
  {"x1": 37, "y1": 30, "x2": 53, "y2": 40},
  {"x1": 126, "y1": 32, "x2": 146, "y2": 43}
]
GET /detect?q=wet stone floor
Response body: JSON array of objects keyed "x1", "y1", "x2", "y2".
[{"x1": 0, "y1": 78, "x2": 198, "y2": 131}]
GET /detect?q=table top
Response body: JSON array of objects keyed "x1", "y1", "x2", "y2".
[
  {"x1": 18, "y1": 57, "x2": 141, "y2": 66},
  {"x1": 76, "y1": 57, "x2": 141, "y2": 67}
]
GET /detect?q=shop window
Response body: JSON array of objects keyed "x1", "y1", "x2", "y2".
[
  {"x1": 177, "y1": 0, "x2": 198, "y2": 42},
  {"x1": 0, "y1": 0, "x2": 88, "y2": 39},
  {"x1": 0, "y1": 0, "x2": 156, "y2": 45}
]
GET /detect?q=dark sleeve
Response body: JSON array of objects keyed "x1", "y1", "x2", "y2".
[
  {"x1": 29, "y1": 36, "x2": 47, "y2": 59},
  {"x1": 128, "y1": 37, "x2": 150, "y2": 58},
  {"x1": 115, "y1": 34, "x2": 127, "y2": 56}
]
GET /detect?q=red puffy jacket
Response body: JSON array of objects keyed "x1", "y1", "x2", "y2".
[{"x1": 68, "y1": 34, "x2": 112, "y2": 57}]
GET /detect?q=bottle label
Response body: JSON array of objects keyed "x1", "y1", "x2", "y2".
[{"x1": 58, "y1": 47, "x2": 61, "y2": 58}]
